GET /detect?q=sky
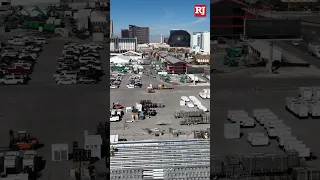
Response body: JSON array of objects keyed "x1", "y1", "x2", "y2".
[{"x1": 111, "y1": 0, "x2": 210, "y2": 36}]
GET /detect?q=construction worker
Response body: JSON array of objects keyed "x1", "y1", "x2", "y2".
[
  {"x1": 9, "y1": 129, "x2": 14, "y2": 140},
  {"x1": 110, "y1": 146, "x2": 115, "y2": 156}
]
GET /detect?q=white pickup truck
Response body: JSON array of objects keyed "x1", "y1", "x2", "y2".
[
  {"x1": 0, "y1": 77, "x2": 24, "y2": 85},
  {"x1": 81, "y1": 43, "x2": 103, "y2": 50},
  {"x1": 79, "y1": 64, "x2": 102, "y2": 71},
  {"x1": 8, "y1": 39, "x2": 25, "y2": 46},
  {"x1": 53, "y1": 71, "x2": 77, "y2": 80}
]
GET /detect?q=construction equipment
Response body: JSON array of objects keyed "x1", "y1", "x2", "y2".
[
  {"x1": 23, "y1": 150, "x2": 37, "y2": 173},
  {"x1": 157, "y1": 84, "x2": 173, "y2": 89},
  {"x1": 194, "y1": 130, "x2": 210, "y2": 139},
  {"x1": 112, "y1": 103, "x2": 123, "y2": 109},
  {"x1": 146, "y1": 87, "x2": 155, "y2": 93},
  {"x1": 4, "y1": 151, "x2": 20, "y2": 174},
  {"x1": 148, "y1": 84, "x2": 173, "y2": 90},
  {"x1": 223, "y1": 46, "x2": 244, "y2": 67},
  {"x1": 156, "y1": 121, "x2": 171, "y2": 125},
  {"x1": 9, "y1": 130, "x2": 39, "y2": 151}
]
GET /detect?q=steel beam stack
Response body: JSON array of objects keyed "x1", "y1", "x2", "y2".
[{"x1": 110, "y1": 139, "x2": 210, "y2": 179}]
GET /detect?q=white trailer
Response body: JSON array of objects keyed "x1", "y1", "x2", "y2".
[
  {"x1": 186, "y1": 102, "x2": 194, "y2": 108},
  {"x1": 227, "y1": 110, "x2": 248, "y2": 120},
  {"x1": 198, "y1": 104, "x2": 208, "y2": 112},
  {"x1": 180, "y1": 100, "x2": 185, "y2": 106},
  {"x1": 224, "y1": 123, "x2": 240, "y2": 139},
  {"x1": 181, "y1": 96, "x2": 190, "y2": 102},
  {"x1": 260, "y1": 116, "x2": 280, "y2": 126},
  {"x1": 264, "y1": 120, "x2": 284, "y2": 129},
  {"x1": 247, "y1": 132, "x2": 265, "y2": 142},
  {"x1": 251, "y1": 136, "x2": 269, "y2": 146},
  {"x1": 299, "y1": 87, "x2": 313, "y2": 100},
  {"x1": 292, "y1": 102, "x2": 309, "y2": 118},
  {"x1": 189, "y1": 96, "x2": 201, "y2": 105},
  {"x1": 256, "y1": 113, "x2": 278, "y2": 125},
  {"x1": 252, "y1": 109, "x2": 272, "y2": 119},
  {"x1": 309, "y1": 102, "x2": 320, "y2": 117},
  {"x1": 235, "y1": 117, "x2": 255, "y2": 127},
  {"x1": 279, "y1": 136, "x2": 297, "y2": 147},
  {"x1": 199, "y1": 92, "x2": 207, "y2": 99},
  {"x1": 23, "y1": 151, "x2": 36, "y2": 173},
  {"x1": 313, "y1": 86, "x2": 320, "y2": 99},
  {"x1": 110, "y1": 116, "x2": 120, "y2": 122},
  {"x1": 294, "y1": 147, "x2": 311, "y2": 157},
  {"x1": 285, "y1": 143, "x2": 306, "y2": 151},
  {"x1": 268, "y1": 128, "x2": 291, "y2": 138},
  {"x1": 308, "y1": 42, "x2": 320, "y2": 58},
  {"x1": 4, "y1": 151, "x2": 20, "y2": 174},
  {"x1": 284, "y1": 140, "x2": 303, "y2": 150},
  {"x1": 267, "y1": 123, "x2": 290, "y2": 131}
]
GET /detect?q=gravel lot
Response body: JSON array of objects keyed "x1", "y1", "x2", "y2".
[{"x1": 110, "y1": 73, "x2": 211, "y2": 140}]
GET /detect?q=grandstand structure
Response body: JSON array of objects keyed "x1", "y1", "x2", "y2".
[{"x1": 110, "y1": 139, "x2": 210, "y2": 180}]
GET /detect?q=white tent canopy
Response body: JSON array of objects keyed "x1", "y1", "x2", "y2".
[{"x1": 110, "y1": 55, "x2": 131, "y2": 64}]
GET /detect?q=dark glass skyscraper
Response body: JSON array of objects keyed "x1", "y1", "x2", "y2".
[
  {"x1": 121, "y1": 29, "x2": 129, "y2": 38},
  {"x1": 129, "y1": 25, "x2": 150, "y2": 44}
]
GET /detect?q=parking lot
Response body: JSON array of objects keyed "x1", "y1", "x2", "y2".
[
  {"x1": 110, "y1": 73, "x2": 210, "y2": 140},
  {"x1": 0, "y1": 33, "x2": 109, "y2": 179}
]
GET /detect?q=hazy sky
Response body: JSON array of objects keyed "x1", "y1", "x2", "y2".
[{"x1": 111, "y1": 0, "x2": 210, "y2": 36}]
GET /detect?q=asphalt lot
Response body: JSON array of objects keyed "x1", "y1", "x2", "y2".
[
  {"x1": 210, "y1": 76, "x2": 320, "y2": 164},
  {"x1": 0, "y1": 36, "x2": 109, "y2": 180},
  {"x1": 110, "y1": 73, "x2": 211, "y2": 140}
]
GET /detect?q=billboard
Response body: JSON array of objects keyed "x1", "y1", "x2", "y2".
[{"x1": 244, "y1": 19, "x2": 301, "y2": 39}]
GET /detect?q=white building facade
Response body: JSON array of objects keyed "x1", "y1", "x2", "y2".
[
  {"x1": 110, "y1": 38, "x2": 137, "y2": 52},
  {"x1": 191, "y1": 31, "x2": 210, "y2": 55}
]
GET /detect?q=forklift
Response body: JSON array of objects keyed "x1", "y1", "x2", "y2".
[{"x1": 9, "y1": 130, "x2": 39, "y2": 151}]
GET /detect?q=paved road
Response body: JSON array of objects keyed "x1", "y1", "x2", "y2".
[
  {"x1": 212, "y1": 76, "x2": 320, "y2": 90},
  {"x1": 276, "y1": 41, "x2": 320, "y2": 68}
]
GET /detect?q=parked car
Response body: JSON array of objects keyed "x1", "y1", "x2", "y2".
[
  {"x1": 56, "y1": 77, "x2": 77, "y2": 85},
  {"x1": 78, "y1": 77, "x2": 97, "y2": 84},
  {"x1": 0, "y1": 76, "x2": 25, "y2": 85}
]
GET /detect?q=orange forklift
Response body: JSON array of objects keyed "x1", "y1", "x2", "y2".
[{"x1": 9, "y1": 130, "x2": 39, "y2": 151}]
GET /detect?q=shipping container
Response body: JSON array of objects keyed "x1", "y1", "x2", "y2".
[
  {"x1": 251, "y1": 136, "x2": 269, "y2": 146},
  {"x1": 292, "y1": 167, "x2": 308, "y2": 180},
  {"x1": 174, "y1": 110, "x2": 204, "y2": 118},
  {"x1": 295, "y1": 147, "x2": 310, "y2": 158},
  {"x1": 279, "y1": 136, "x2": 297, "y2": 147},
  {"x1": 299, "y1": 87, "x2": 313, "y2": 100},
  {"x1": 180, "y1": 96, "x2": 190, "y2": 102},
  {"x1": 309, "y1": 102, "x2": 320, "y2": 117},
  {"x1": 227, "y1": 110, "x2": 248, "y2": 120},
  {"x1": 247, "y1": 132, "x2": 265, "y2": 142},
  {"x1": 264, "y1": 120, "x2": 284, "y2": 129},
  {"x1": 252, "y1": 109, "x2": 272, "y2": 119},
  {"x1": 224, "y1": 123, "x2": 240, "y2": 139},
  {"x1": 287, "y1": 150, "x2": 300, "y2": 167}
]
